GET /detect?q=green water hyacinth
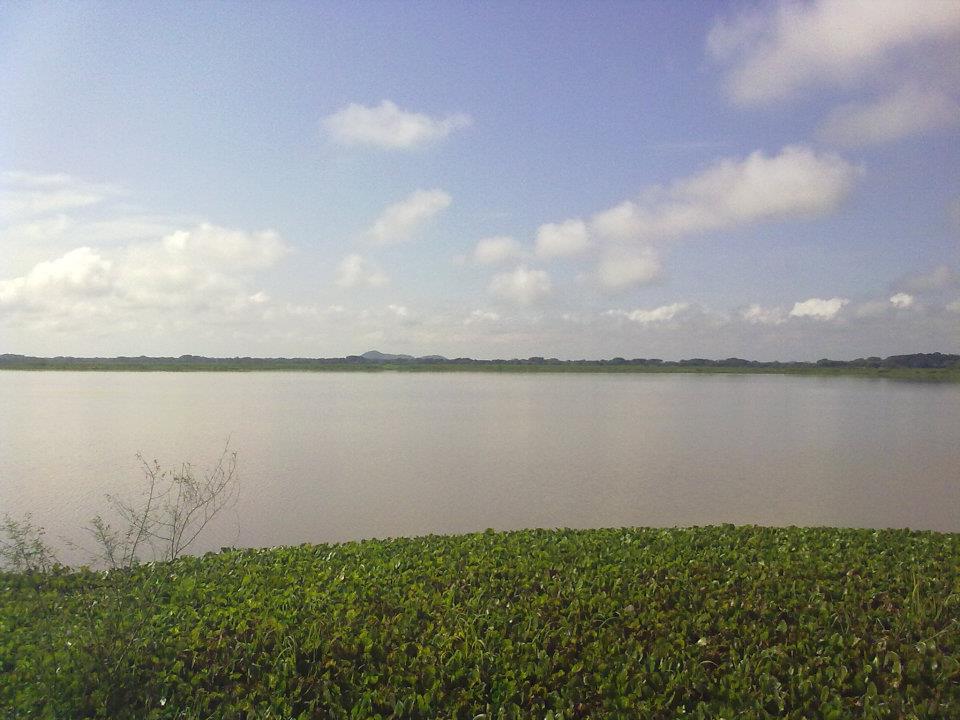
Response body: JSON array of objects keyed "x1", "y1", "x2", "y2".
[{"x1": 2, "y1": 525, "x2": 958, "y2": 718}]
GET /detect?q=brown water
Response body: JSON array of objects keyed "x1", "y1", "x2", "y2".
[{"x1": 1, "y1": 371, "x2": 958, "y2": 562}]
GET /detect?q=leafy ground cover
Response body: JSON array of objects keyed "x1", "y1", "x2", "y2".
[{"x1": 2, "y1": 525, "x2": 958, "y2": 718}]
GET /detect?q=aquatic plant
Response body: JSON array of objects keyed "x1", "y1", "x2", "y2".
[{"x1": 1, "y1": 525, "x2": 958, "y2": 718}]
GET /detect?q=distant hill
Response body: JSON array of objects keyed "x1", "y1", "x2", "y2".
[
  {"x1": 360, "y1": 350, "x2": 414, "y2": 361},
  {"x1": 360, "y1": 350, "x2": 449, "y2": 362}
]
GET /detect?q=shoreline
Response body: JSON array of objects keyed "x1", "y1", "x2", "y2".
[{"x1": 1, "y1": 362, "x2": 958, "y2": 381}]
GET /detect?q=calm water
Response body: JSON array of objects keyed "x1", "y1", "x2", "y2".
[{"x1": 1, "y1": 371, "x2": 958, "y2": 562}]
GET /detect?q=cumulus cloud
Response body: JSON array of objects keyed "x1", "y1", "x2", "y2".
[
  {"x1": 334, "y1": 254, "x2": 388, "y2": 288},
  {"x1": 594, "y1": 247, "x2": 662, "y2": 290},
  {"x1": 591, "y1": 146, "x2": 860, "y2": 243},
  {"x1": 708, "y1": 0, "x2": 960, "y2": 106},
  {"x1": 367, "y1": 189, "x2": 451, "y2": 244},
  {"x1": 741, "y1": 303, "x2": 786, "y2": 325},
  {"x1": 488, "y1": 266, "x2": 551, "y2": 305},
  {"x1": 116, "y1": 225, "x2": 288, "y2": 312},
  {"x1": 323, "y1": 100, "x2": 471, "y2": 149},
  {"x1": 789, "y1": 297, "x2": 849, "y2": 321},
  {"x1": 0, "y1": 247, "x2": 113, "y2": 310},
  {"x1": 472, "y1": 236, "x2": 523, "y2": 265},
  {"x1": 608, "y1": 302, "x2": 691, "y2": 325},
  {"x1": 819, "y1": 85, "x2": 960, "y2": 146},
  {"x1": 889, "y1": 292, "x2": 915, "y2": 309},
  {"x1": 534, "y1": 219, "x2": 590, "y2": 259},
  {"x1": 0, "y1": 224, "x2": 289, "y2": 324},
  {"x1": 156, "y1": 223, "x2": 287, "y2": 270}
]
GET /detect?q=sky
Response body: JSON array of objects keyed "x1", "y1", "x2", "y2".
[{"x1": 0, "y1": 0, "x2": 958, "y2": 360}]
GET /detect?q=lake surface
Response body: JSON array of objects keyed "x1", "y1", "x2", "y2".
[{"x1": 1, "y1": 371, "x2": 958, "y2": 562}]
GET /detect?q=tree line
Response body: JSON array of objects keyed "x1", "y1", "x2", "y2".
[{"x1": 1, "y1": 351, "x2": 957, "y2": 370}]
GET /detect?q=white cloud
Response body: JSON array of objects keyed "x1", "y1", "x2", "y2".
[
  {"x1": 819, "y1": 85, "x2": 960, "y2": 147},
  {"x1": 708, "y1": 0, "x2": 960, "y2": 105},
  {"x1": 0, "y1": 171, "x2": 119, "y2": 222},
  {"x1": 789, "y1": 297, "x2": 849, "y2": 321},
  {"x1": 889, "y1": 292, "x2": 915, "y2": 309},
  {"x1": 156, "y1": 223, "x2": 288, "y2": 270},
  {"x1": 535, "y1": 219, "x2": 590, "y2": 259},
  {"x1": 81, "y1": 216, "x2": 200, "y2": 244},
  {"x1": 472, "y1": 236, "x2": 523, "y2": 265},
  {"x1": 851, "y1": 293, "x2": 921, "y2": 318},
  {"x1": 334, "y1": 254, "x2": 388, "y2": 288},
  {"x1": 386, "y1": 303, "x2": 409, "y2": 318},
  {"x1": 595, "y1": 247, "x2": 661, "y2": 290},
  {"x1": 114, "y1": 225, "x2": 288, "y2": 311},
  {"x1": 0, "y1": 224, "x2": 289, "y2": 323},
  {"x1": 741, "y1": 303, "x2": 786, "y2": 325},
  {"x1": 0, "y1": 207, "x2": 202, "y2": 263},
  {"x1": 608, "y1": 302, "x2": 690, "y2": 325},
  {"x1": 279, "y1": 302, "x2": 346, "y2": 320},
  {"x1": 591, "y1": 146, "x2": 860, "y2": 243},
  {"x1": 0, "y1": 214, "x2": 72, "y2": 243},
  {"x1": 488, "y1": 266, "x2": 551, "y2": 305},
  {"x1": 464, "y1": 309, "x2": 501, "y2": 324},
  {"x1": 0, "y1": 247, "x2": 113, "y2": 309},
  {"x1": 367, "y1": 189, "x2": 451, "y2": 244},
  {"x1": 323, "y1": 100, "x2": 471, "y2": 150},
  {"x1": 1, "y1": 171, "x2": 76, "y2": 187},
  {"x1": 947, "y1": 299, "x2": 960, "y2": 313}
]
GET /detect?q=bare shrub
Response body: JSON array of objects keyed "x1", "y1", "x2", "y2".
[
  {"x1": 85, "y1": 442, "x2": 239, "y2": 568},
  {"x1": 0, "y1": 512, "x2": 57, "y2": 572}
]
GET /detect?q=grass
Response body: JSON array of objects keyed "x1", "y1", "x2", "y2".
[{"x1": 2, "y1": 525, "x2": 958, "y2": 718}]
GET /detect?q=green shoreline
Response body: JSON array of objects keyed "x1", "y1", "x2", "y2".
[
  {"x1": 3, "y1": 351, "x2": 958, "y2": 380},
  {"x1": 1, "y1": 360, "x2": 958, "y2": 381},
  {"x1": 3, "y1": 525, "x2": 958, "y2": 718}
]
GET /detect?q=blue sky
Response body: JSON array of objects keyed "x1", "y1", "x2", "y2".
[{"x1": 1, "y1": 0, "x2": 958, "y2": 359}]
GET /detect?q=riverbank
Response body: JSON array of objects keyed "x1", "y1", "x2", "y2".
[
  {"x1": 1, "y1": 359, "x2": 958, "y2": 381},
  {"x1": 3, "y1": 525, "x2": 958, "y2": 718}
]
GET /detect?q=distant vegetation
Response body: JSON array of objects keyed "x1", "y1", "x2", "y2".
[
  {"x1": 2, "y1": 526, "x2": 958, "y2": 718},
  {"x1": 1, "y1": 351, "x2": 958, "y2": 380}
]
